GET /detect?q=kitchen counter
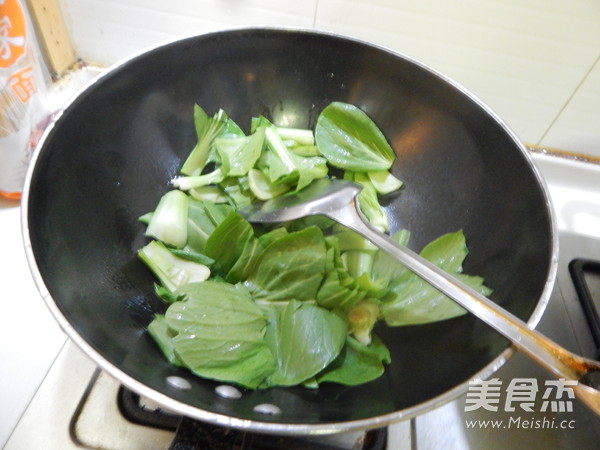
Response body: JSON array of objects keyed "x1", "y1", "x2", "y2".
[{"x1": 0, "y1": 198, "x2": 67, "y2": 445}]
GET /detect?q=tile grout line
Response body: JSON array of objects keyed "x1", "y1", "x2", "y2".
[{"x1": 537, "y1": 53, "x2": 600, "y2": 145}]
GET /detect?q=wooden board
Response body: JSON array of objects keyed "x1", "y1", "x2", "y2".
[{"x1": 25, "y1": 0, "x2": 77, "y2": 76}]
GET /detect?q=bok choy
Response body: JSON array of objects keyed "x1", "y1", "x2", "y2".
[{"x1": 136, "y1": 101, "x2": 492, "y2": 390}]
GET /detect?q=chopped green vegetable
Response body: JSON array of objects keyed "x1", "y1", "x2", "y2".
[
  {"x1": 315, "y1": 102, "x2": 395, "y2": 171},
  {"x1": 204, "y1": 211, "x2": 254, "y2": 275},
  {"x1": 180, "y1": 106, "x2": 229, "y2": 175},
  {"x1": 185, "y1": 198, "x2": 232, "y2": 253},
  {"x1": 250, "y1": 117, "x2": 329, "y2": 191},
  {"x1": 370, "y1": 229, "x2": 412, "y2": 290},
  {"x1": 219, "y1": 176, "x2": 255, "y2": 208},
  {"x1": 225, "y1": 236, "x2": 262, "y2": 283},
  {"x1": 348, "y1": 172, "x2": 389, "y2": 232},
  {"x1": 275, "y1": 126, "x2": 315, "y2": 145},
  {"x1": 247, "y1": 167, "x2": 291, "y2": 200},
  {"x1": 153, "y1": 283, "x2": 185, "y2": 304},
  {"x1": 138, "y1": 240, "x2": 210, "y2": 292},
  {"x1": 137, "y1": 101, "x2": 492, "y2": 391},
  {"x1": 316, "y1": 238, "x2": 369, "y2": 312},
  {"x1": 168, "y1": 248, "x2": 215, "y2": 266},
  {"x1": 147, "y1": 315, "x2": 183, "y2": 366},
  {"x1": 163, "y1": 281, "x2": 276, "y2": 389},
  {"x1": 244, "y1": 226, "x2": 327, "y2": 302},
  {"x1": 263, "y1": 300, "x2": 347, "y2": 387},
  {"x1": 138, "y1": 212, "x2": 153, "y2": 225},
  {"x1": 381, "y1": 230, "x2": 492, "y2": 326},
  {"x1": 368, "y1": 170, "x2": 403, "y2": 195},
  {"x1": 188, "y1": 186, "x2": 228, "y2": 203},
  {"x1": 215, "y1": 126, "x2": 265, "y2": 177},
  {"x1": 145, "y1": 190, "x2": 189, "y2": 248},
  {"x1": 317, "y1": 335, "x2": 390, "y2": 386},
  {"x1": 346, "y1": 299, "x2": 380, "y2": 345},
  {"x1": 172, "y1": 167, "x2": 225, "y2": 191}
]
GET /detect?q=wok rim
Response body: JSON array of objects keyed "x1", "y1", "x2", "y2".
[{"x1": 20, "y1": 25, "x2": 559, "y2": 434}]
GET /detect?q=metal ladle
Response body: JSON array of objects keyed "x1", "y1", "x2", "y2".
[{"x1": 240, "y1": 178, "x2": 600, "y2": 416}]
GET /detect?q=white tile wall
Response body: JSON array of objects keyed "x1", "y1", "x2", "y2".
[
  {"x1": 540, "y1": 56, "x2": 600, "y2": 156},
  {"x1": 60, "y1": 0, "x2": 318, "y2": 64},
  {"x1": 57, "y1": 0, "x2": 600, "y2": 156}
]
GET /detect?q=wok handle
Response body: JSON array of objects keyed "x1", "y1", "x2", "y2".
[{"x1": 327, "y1": 199, "x2": 600, "y2": 415}]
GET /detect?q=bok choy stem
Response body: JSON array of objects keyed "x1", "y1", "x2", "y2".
[
  {"x1": 138, "y1": 240, "x2": 210, "y2": 292},
  {"x1": 180, "y1": 107, "x2": 229, "y2": 175},
  {"x1": 145, "y1": 190, "x2": 189, "y2": 248}
]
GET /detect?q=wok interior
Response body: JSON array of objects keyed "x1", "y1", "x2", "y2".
[{"x1": 26, "y1": 29, "x2": 554, "y2": 426}]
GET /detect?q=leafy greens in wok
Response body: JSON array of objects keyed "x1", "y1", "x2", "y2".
[{"x1": 138, "y1": 102, "x2": 492, "y2": 389}]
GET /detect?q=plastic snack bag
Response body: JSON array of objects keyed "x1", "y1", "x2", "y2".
[{"x1": 1, "y1": 0, "x2": 49, "y2": 200}]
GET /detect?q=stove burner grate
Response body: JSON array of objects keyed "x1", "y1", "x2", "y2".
[
  {"x1": 117, "y1": 386, "x2": 388, "y2": 450},
  {"x1": 569, "y1": 258, "x2": 600, "y2": 359}
]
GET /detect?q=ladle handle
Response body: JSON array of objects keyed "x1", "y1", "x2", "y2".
[{"x1": 328, "y1": 201, "x2": 600, "y2": 389}]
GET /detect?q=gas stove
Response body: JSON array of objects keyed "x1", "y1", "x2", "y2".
[{"x1": 3, "y1": 151, "x2": 600, "y2": 449}]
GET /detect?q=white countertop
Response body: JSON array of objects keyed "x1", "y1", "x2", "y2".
[
  {"x1": 1, "y1": 151, "x2": 599, "y2": 447},
  {"x1": 0, "y1": 199, "x2": 67, "y2": 445}
]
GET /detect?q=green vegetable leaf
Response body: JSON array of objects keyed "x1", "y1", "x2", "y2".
[
  {"x1": 247, "y1": 167, "x2": 291, "y2": 200},
  {"x1": 215, "y1": 126, "x2": 265, "y2": 177},
  {"x1": 138, "y1": 212, "x2": 153, "y2": 225},
  {"x1": 263, "y1": 300, "x2": 347, "y2": 387},
  {"x1": 204, "y1": 211, "x2": 254, "y2": 276},
  {"x1": 225, "y1": 236, "x2": 262, "y2": 284},
  {"x1": 334, "y1": 228, "x2": 377, "y2": 252},
  {"x1": 370, "y1": 229, "x2": 411, "y2": 288},
  {"x1": 168, "y1": 248, "x2": 215, "y2": 266},
  {"x1": 267, "y1": 149, "x2": 329, "y2": 192},
  {"x1": 420, "y1": 229, "x2": 468, "y2": 273},
  {"x1": 315, "y1": 102, "x2": 395, "y2": 171},
  {"x1": 164, "y1": 281, "x2": 276, "y2": 389},
  {"x1": 153, "y1": 283, "x2": 185, "y2": 304},
  {"x1": 226, "y1": 227, "x2": 293, "y2": 286},
  {"x1": 381, "y1": 230, "x2": 493, "y2": 326},
  {"x1": 244, "y1": 226, "x2": 327, "y2": 302},
  {"x1": 219, "y1": 176, "x2": 255, "y2": 209},
  {"x1": 350, "y1": 172, "x2": 389, "y2": 232},
  {"x1": 316, "y1": 238, "x2": 368, "y2": 311},
  {"x1": 180, "y1": 106, "x2": 229, "y2": 175},
  {"x1": 382, "y1": 273, "x2": 491, "y2": 326},
  {"x1": 147, "y1": 314, "x2": 184, "y2": 366},
  {"x1": 203, "y1": 200, "x2": 233, "y2": 225},
  {"x1": 185, "y1": 199, "x2": 233, "y2": 253},
  {"x1": 317, "y1": 335, "x2": 390, "y2": 386},
  {"x1": 258, "y1": 118, "x2": 328, "y2": 191}
]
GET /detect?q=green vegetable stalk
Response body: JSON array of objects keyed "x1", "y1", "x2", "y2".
[
  {"x1": 138, "y1": 240, "x2": 210, "y2": 292},
  {"x1": 180, "y1": 106, "x2": 229, "y2": 175},
  {"x1": 145, "y1": 190, "x2": 189, "y2": 248}
]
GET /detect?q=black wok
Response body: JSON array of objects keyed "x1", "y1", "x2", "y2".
[{"x1": 22, "y1": 28, "x2": 556, "y2": 434}]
